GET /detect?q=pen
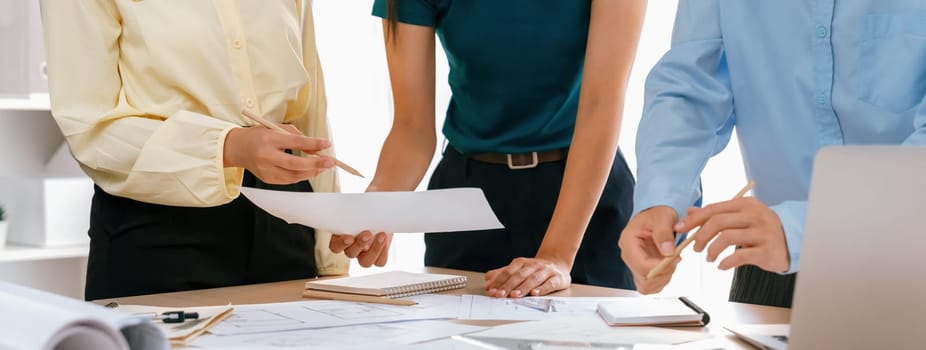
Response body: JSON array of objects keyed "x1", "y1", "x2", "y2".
[
  {"x1": 135, "y1": 311, "x2": 200, "y2": 324},
  {"x1": 240, "y1": 109, "x2": 365, "y2": 178},
  {"x1": 646, "y1": 181, "x2": 756, "y2": 279},
  {"x1": 511, "y1": 298, "x2": 554, "y2": 312}
]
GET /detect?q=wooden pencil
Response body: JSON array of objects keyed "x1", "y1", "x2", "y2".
[
  {"x1": 302, "y1": 289, "x2": 418, "y2": 306},
  {"x1": 646, "y1": 181, "x2": 756, "y2": 280}
]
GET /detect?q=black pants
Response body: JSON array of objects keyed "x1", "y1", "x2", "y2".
[
  {"x1": 425, "y1": 146, "x2": 636, "y2": 290},
  {"x1": 85, "y1": 171, "x2": 317, "y2": 300},
  {"x1": 729, "y1": 265, "x2": 797, "y2": 308}
]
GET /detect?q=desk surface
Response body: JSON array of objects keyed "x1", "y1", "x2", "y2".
[{"x1": 98, "y1": 267, "x2": 790, "y2": 348}]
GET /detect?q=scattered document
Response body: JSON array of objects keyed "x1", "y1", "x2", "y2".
[
  {"x1": 110, "y1": 304, "x2": 233, "y2": 346},
  {"x1": 208, "y1": 294, "x2": 461, "y2": 335},
  {"x1": 468, "y1": 318, "x2": 711, "y2": 346},
  {"x1": 459, "y1": 295, "x2": 624, "y2": 320},
  {"x1": 0, "y1": 282, "x2": 167, "y2": 350},
  {"x1": 239, "y1": 187, "x2": 504, "y2": 234},
  {"x1": 193, "y1": 319, "x2": 485, "y2": 348}
]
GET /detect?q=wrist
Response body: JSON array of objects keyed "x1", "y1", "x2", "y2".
[
  {"x1": 535, "y1": 248, "x2": 576, "y2": 270},
  {"x1": 222, "y1": 127, "x2": 244, "y2": 168}
]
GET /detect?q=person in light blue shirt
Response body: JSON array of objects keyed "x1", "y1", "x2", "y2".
[{"x1": 619, "y1": 0, "x2": 926, "y2": 307}]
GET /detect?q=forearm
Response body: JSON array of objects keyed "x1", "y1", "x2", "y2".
[
  {"x1": 536, "y1": 0, "x2": 646, "y2": 266},
  {"x1": 536, "y1": 104, "x2": 622, "y2": 265},
  {"x1": 367, "y1": 122, "x2": 436, "y2": 192}
]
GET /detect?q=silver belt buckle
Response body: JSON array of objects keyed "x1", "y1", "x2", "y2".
[{"x1": 507, "y1": 152, "x2": 539, "y2": 170}]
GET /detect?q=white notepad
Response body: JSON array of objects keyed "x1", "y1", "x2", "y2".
[
  {"x1": 305, "y1": 271, "x2": 467, "y2": 298},
  {"x1": 597, "y1": 297, "x2": 709, "y2": 326}
]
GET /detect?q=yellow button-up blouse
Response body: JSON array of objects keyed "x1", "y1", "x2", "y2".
[{"x1": 40, "y1": 0, "x2": 347, "y2": 275}]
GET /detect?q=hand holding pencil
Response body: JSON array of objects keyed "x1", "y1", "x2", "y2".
[
  {"x1": 618, "y1": 181, "x2": 759, "y2": 295},
  {"x1": 240, "y1": 109, "x2": 364, "y2": 178},
  {"x1": 646, "y1": 181, "x2": 755, "y2": 279}
]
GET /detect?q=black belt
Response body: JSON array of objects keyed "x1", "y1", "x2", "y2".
[{"x1": 468, "y1": 149, "x2": 566, "y2": 169}]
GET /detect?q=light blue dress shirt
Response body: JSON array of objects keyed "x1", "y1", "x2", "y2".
[{"x1": 635, "y1": 0, "x2": 926, "y2": 273}]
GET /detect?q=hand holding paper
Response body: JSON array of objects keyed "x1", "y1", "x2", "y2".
[{"x1": 329, "y1": 231, "x2": 393, "y2": 267}]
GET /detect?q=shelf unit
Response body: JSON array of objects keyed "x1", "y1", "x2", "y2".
[
  {"x1": 0, "y1": 93, "x2": 50, "y2": 111},
  {"x1": 0, "y1": 243, "x2": 88, "y2": 263}
]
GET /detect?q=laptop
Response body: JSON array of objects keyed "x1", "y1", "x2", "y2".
[{"x1": 728, "y1": 146, "x2": 926, "y2": 349}]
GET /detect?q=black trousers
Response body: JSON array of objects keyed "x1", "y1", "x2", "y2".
[
  {"x1": 425, "y1": 146, "x2": 636, "y2": 290},
  {"x1": 729, "y1": 264, "x2": 797, "y2": 308},
  {"x1": 85, "y1": 171, "x2": 317, "y2": 300}
]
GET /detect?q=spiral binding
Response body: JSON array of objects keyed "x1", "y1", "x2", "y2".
[{"x1": 382, "y1": 276, "x2": 467, "y2": 299}]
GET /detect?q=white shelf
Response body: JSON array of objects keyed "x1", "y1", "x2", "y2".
[
  {"x1": 0, "y1": 93, "x2": 50, "y2": 111},
  {"x1": 0, "y1": 243, "x2": 88, "y2": 263}
]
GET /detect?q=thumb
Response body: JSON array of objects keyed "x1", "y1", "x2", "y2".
[{"x1": 650, "y1": 208, "x2": 678, "y2": 257}]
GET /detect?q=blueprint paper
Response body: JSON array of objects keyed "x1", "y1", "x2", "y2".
[
  {"x1": 193, "y1": 320, "x2": 485, "y2": 348},
  {"x1": 208, "y1": 294, "x2": 461, "y2": 336}
]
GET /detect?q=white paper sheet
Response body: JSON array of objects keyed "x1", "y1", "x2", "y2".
[
  {"x1": 239, "y1": 187, "x2": 504, "y2": 234},
  {"x1": 459, "y1": 295, "x2": 626, "y2": 321},
  {"x1": 469, "y1": 318, "x2": 711, "y2": 346},
  {"x1": 193, "y1": 319, "x2": 485, "y2": 348},
  {"x1": 208, "y1": 294, "x2": 461, "y2": 336}
]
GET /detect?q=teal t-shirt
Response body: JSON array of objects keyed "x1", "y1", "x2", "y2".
[{"x1": 372, "y1": 0, "x2": 591, "y2": 154}]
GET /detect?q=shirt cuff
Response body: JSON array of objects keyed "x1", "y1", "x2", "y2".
[
  {"x1": 769, "y1": 200, "x2": 808, "y2": 274},
  {"x1": 632, "y1": 178, "x2": 702, "y2": 220}
]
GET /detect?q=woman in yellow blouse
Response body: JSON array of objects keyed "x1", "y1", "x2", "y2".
[{"x1": 40, "y1": 0, "x2": 347, "y2": 300}]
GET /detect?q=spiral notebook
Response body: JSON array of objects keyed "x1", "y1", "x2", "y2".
[
  {"x1": 304, "y1": 271, "x2": 467, "y2": 298},
  {"x1": 597, "y1": 296, "x2": 710, "y2": 327}
]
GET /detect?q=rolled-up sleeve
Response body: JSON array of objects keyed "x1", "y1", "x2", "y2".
[
  {"x1": 40, "y1": 0, "x2": 242, "y2": 207},
  {"x1": 633, "y1": 0, "x2": 735, "y2": 220}
]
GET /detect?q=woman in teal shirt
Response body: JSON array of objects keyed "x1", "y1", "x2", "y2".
[{"x1": 331, "y1": 0, "x2": 647, "y2": 296}]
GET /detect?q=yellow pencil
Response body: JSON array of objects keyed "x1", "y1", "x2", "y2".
[
  {"x1": 646, "y1": 181, "x2": 756, "y2": 280},
  {"x1": 240, "y1": 109, "x2": 365, "y2": 178},
  {"x1": 302, "y1": 289, "x2": 418, "y2": 306}
]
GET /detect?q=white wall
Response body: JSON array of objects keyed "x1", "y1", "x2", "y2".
[{"x1": 313, "y1": 0, "x2": 747, "y2": 302}]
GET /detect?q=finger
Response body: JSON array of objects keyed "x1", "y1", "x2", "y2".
[
  {"x1": 706, "y1": 230, "x2": 743, "y2": 263},
  {"x1": 296, "y1": 137, "x2": 332, "y2": 154},
  {"x1": 273, "y1": 153, "x2": 335, "y2": 173},
  {"x1": 677, "y1": 199, "x2": 745, "y2": 232},
  {"x1": 485, "y1": 258, "x2": 526, "y2": 289},
  {"x1": 717, "y1": 247, "x2": 759, "y2": 271},
  {"x1": 485, "y1": 268, "x2": 501, "y2": 289},
  {"x1": 514, "y1": 268, "x2": 554, "y2": 297},
  {"x1": 486, "y1": 259, "x2": 528, "y2": 297},
  {"x1": 509, "y1": 265, "x2": 553, "y2": 298},
  {"x1": 529, "y1": 272, "x2": 568, "y2": 296},
  {"x1": 281, "y1": 124, "x2": 301, "y2": 135},
  {"x1": 649, "y1": 211, "x2": 680, "y2": 257},
  {"x1": 276, "y1": 134, "x2": 332, "y2": 154},
  {"x1": 357, "y1": 232, "x2": 390, "y2": 267},
  {"x1": 499, "y1": 263, "x2": 542, "y2": 298},
  {"x1": 637, "y1": 256, "x2": 680, "y2": 294},
  {"x1": 620, "y1": 231, "x2": 665, "y2": 277},
  {"x1": 373, "y1": 233, "x2": 393, "y2": 267},
  {"x1": 691, "y1": 213, "x2": 750, "y2": 253},
  {"x1": 328, "y1": 234, "x2": 355, "y2": 253},
  {"x1": 344, "y1": 231, "x2": 374, "y2": 258}
]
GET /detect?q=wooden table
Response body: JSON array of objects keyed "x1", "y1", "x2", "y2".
[{"x1": 97, "y1": 267, "x2": 790, "y2": 348}]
